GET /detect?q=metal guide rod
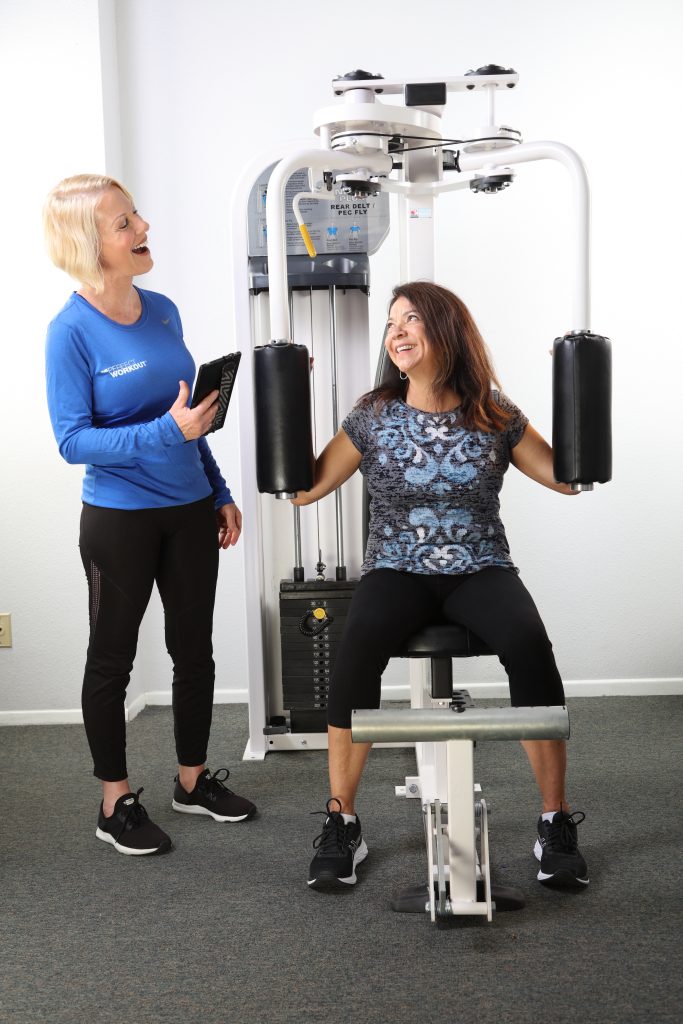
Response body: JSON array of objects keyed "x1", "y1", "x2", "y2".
[
  {"x1": 328, "y1": 286, "x2": 346, "y2": 579},
  {"x1": 351, "y1": 705, "x2": 569, "y2": 744},
  {"x1": 292, "y1": 507, "x2": 304, "y2": 580},
  {"x1": 309, "y1": 288, "x2": 323, "y2": 573},
  {"x1": 289, "y1": 289, "x2": 305, "y2": 581}
]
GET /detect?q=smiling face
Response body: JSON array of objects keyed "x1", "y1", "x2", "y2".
[
  {"x1": 384, "y1": 295, "x2": 440, "y2": 382},
  {"x1": 96, "y1": 186, "x2": 153, "y2": 282}
]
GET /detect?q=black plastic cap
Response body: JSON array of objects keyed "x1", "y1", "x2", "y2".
[
  {"x1": 333, "y1": 69, "x2": 384, "y2": 82},
  {"x1": 405, "y1": 82, "x2": 447, "y2": 107},
  {"x1": 333, "y1": 69, "x2": 384, "y2": 93},
  {"x1": 465, "y1": 64, "x2": 516, "y2": 76},
  {"x1": 469, "y1": 173, "x2": 513, "y2": 194}
]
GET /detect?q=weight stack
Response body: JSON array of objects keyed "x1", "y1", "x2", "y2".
[{"x1": 277, "y1": 579, "x2": 357, "y2": 733}]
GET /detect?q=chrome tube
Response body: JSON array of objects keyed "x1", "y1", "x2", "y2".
[
  {"x1": 351, "y1": 705, "x2": 569, "y2": 744},
  {"x1": 329, "y1": 286, "x2": 346, "y2": 579}
]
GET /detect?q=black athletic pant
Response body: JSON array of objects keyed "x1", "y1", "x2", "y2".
[
  {"x1": 327, "y1": 568, "x2": 565, "y2": 729},
  {"x1": 79, "y1": 497, "x2": 218, "y2": 781}
]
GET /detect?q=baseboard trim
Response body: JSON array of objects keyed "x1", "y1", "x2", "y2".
[
  {"x1": 0, "y1": 688, "x2": 248, "y2": 726},
  {"x1": 0, "y1": 708, "x2": 85, "y2": 726},
  {"x1": 2, "y1": 679, "x2": 681, "y2": 725},
  {"x1": 127, "y1": 688, "x2": 248, "y2": 721}
]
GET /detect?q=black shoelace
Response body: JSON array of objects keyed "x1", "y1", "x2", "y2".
[
  {"x1": 114, "y1": 787, "x2": 149, "y2": 841},
  {"x1": 200, "y1": 768, "x2": 235, "y2": 799},
  {"x1": 546, "y1": 810, "x2": 586, "y2": 853},
  {"x1": 311, "y1": 798, "x2": 348, "y2": 854}
]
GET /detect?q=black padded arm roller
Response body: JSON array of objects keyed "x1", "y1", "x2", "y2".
[
  {"x1": 254, "y1": 343, "x2": 314, "y2": 494},
  {"x1": 552, "y1": 331, "x2": 612, "y2": 486}
]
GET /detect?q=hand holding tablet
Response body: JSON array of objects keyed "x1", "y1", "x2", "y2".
[{"x1": 191, "y1": 352, "x2": 241, "y2": 434}]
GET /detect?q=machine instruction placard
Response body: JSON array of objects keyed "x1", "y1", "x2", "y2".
[{"x1": 248, "y1": 167, "x2": 390, "y2": 257}]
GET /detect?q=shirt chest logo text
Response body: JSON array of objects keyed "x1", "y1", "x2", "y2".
[{"x1": 99, "y1": 359, "x2": 148, "y2": 379}]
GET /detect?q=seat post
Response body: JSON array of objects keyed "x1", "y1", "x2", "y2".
[{"x1": 430, "y1": 657, "x2": 453, "y2": 699}]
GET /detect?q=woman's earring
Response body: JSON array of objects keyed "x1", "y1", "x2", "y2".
[{"x1": 399, "y1": 371, "x2": 408, "y2": 381}]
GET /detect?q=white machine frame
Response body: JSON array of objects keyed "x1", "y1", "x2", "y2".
[
  {"x1": 353, "y1": 698, "x2": 569, "y2": 920},
  {"x1": 231, "y1": 68, "x2": 592, "y2": 919}
]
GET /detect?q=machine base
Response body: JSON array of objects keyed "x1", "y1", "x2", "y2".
[{"x1": 390, "y1": 880, "x2": 526, "y2": 915}]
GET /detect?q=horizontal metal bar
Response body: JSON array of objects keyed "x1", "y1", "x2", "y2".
[{"x1": 351, "y1": 705, "x2": 569, "y2": 744}]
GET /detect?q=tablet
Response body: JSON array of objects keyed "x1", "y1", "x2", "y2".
[{"x1": 191, "y1": 352, "x2": 241, "y2": 434}]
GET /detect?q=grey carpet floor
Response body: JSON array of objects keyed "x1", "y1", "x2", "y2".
[{"x1": 1, "y1": 697, "x2": 681, "y2": 1024}]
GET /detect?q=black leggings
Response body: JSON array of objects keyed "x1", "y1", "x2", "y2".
[
  {"x1": 79, "y1": 497, "x2": 218, "y2": 781},
  {"x1": 327, "y1": 568, "x2": 564, "y2": 729}
]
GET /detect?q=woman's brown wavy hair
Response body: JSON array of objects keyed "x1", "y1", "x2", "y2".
[{"x1": 361, "y1": 281, "x2": 510, "y2": 433}]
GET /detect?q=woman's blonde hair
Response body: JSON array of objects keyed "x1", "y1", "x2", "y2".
[{"x1": 43, "y1": 174, "x2": 134, "y2": 293}]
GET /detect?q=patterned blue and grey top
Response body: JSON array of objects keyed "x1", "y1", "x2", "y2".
[{"x1": 342, "y1": 392, "x2": 528, "y2": 576}]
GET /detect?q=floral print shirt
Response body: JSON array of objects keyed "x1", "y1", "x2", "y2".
[{"x1": 343, "y1": 392, "x2": 528, "y2": 576}]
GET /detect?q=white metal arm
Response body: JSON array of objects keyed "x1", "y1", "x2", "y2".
[{"x1": 458, "y1": 141, "x2": 591, "y2": 330}]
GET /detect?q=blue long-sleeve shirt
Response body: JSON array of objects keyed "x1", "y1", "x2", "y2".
[{"x1": 45, "y1": 288, "x2": 233, "y2": 510}]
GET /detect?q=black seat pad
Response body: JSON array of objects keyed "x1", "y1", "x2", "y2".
[{"x1": 396, "y1": 622, "x2": 492, "y2": 659}]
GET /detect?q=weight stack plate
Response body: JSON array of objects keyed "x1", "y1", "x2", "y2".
[{"x1": 278, "y1": 579, "x2": 357, "y2": 733}]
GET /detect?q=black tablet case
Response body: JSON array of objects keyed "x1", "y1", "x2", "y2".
[{"x1": 191, "y1": 352, "x2": 241, "y2": 434}]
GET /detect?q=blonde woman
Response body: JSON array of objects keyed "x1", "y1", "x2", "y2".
[{"x1": 44, "y1": 174, "x2": 256, "y2": 855}]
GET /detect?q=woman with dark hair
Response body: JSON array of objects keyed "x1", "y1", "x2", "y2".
[{"x1": 294, "y1": 281, "x2": 588, "y2": 892}]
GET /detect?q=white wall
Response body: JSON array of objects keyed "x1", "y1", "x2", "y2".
[
  {"x1": 0, "y1": 0, "x2": 111, "y2": 720},
  {"x1": 1, "y1": 0, "x2": 681, "y2": 723}
]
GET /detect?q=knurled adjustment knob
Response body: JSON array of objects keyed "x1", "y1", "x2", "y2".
[{"x1": 333, "y1": 70, "x2": 385, "y2": 95}]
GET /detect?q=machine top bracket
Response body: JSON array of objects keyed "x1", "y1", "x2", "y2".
[{"x1": 331, "y1": 70, "x2": 519, "y2": 97}]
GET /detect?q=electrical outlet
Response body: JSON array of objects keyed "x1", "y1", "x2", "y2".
[{"x1": 0, "y1": 613, "x2": 12, "y2": 648}]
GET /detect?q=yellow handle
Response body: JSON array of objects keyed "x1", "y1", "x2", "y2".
[{"x1": 299, "y1": 223, "x2": 317, "y2": 258}]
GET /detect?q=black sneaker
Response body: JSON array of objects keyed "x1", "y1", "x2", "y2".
[
  {"x1": 308, "y1": 798, "x2": 368, "y2": 890},
  {"x1": 171, "y1": 768, "x2": 256, "y2": 822},
  {"x1": 96, "y1": 788, "x2": 172, "y2": 856},
  {"x1": 534, "y1": 809, "x2": 589, "y2": 887}
]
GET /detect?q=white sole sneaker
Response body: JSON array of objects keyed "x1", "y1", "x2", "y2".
[
  {"x1": 308, "y1": 838, "x2": 369, "y2": 888},
  {"x1": 95, "y1": 827, "x2": 168, "y2": 855},
  {"x1": 171, "y1": 799, "x2": 251, "y2": 822},
  {"x1": 534, "y1": 839, "x2": 590, "y2": 886}
]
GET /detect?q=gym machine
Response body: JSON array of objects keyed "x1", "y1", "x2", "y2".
[
  {"x1": 231, "y1": 66, "x2": 611, "y2": 919},
  {"x1": 234, "y1": 146, "x2": 392, "y2": 752},
  {"x1": 353, "y1": 702, "x2": 569, "y2": 920}
]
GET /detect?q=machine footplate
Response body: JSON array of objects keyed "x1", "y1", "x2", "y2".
[
  {"x1": 489, "y1": 882, "x2": 526, "y2": 911},
  {"x1": 390, "y1": 880, "x2": 526, "y2": 915},
  {"x1": 390, "y1": 884, "x2": 432, "y2": 914}
]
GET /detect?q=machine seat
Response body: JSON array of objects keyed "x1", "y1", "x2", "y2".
[{"x1": 396, "y1": 622, "x2": 492, "y2": 659}]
